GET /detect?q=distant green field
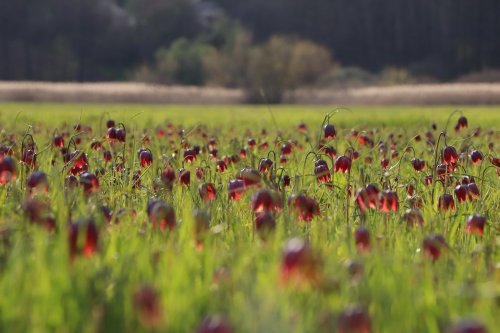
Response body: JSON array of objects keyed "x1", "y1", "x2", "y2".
[
  {"x1": 0, "y1": 103, "x2": 498, "y2": 333},
  {"x1": 1, "y1": 103, "x2": 500, "y2": 129}
]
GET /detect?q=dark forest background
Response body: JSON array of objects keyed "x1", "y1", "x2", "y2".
[{"x1": 1, "y1": 0, "x2": 499, "y2": 101}]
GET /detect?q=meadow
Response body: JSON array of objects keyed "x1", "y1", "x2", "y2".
[{"x1": 0, "y1": 103, "x2": 499, "y2": 333}]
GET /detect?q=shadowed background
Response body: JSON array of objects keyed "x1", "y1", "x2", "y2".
[{"x1": 1, "y1": 0, "x2": 500, "y2": 103}]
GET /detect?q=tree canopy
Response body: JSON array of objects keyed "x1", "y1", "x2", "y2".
[{"x1": 1, "y1": 0, "x2": 498, "y2": 82}]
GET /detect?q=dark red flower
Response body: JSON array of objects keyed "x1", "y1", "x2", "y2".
[
  {"x1": 147, "y1": 200, "x2": 176, "y2": 231},
  {"x1": 355, "y1": 184, "x2": 380, "y2": 212},
  {"x1": 0, "y1": 145, "x2": 14, "y2": 157},
  {"x1": 454, "y1": 184, "x2": 468, "y2": 203},
  {"x1": 322, "y1": 145, "x2": 337, "y2": 158},
  {"x1": 334, "y1": 155, "x2": 352, "y2": 173},
  {"x1": 411, "y1": 158, "x2": 425, "y2": 172},
  {"x1": 178, "y1": 168, "x2": 190, "y2": 186},
  {"x1": 456, "y1": 116, "x2": 468, "y2": 130},
  {"x1": 228, "y1": 179, "x2": 245, "y2": 201},
  {"x1": 354, "y1": 188, "x2": 369, "y2": 212},
  {"x1": 282, "y1": 175, "x2": 291, "y2": 187},
  {"x1": 79, "y1": 172, "x2": 100, "y2": 195},
  {"x1": 68, "y1": 150, "x2": 88, "y2": 175},
  {"x1": 466, "y1": 214, "x2": 486, "y2": 236},
  {"x1": 199, "y1": 183, "x2": 217, "y2": 202},
  {"x1": 107, "y1": 127, "x2": 117, "y2": 141},
  {"x1": 247, "y1": 138, "x2": 256, "y2": 148},
  {"x1": 281, "y1": 142, "x2": 293, "y2": 155},
  {"x1": 281, "y1": 238, "x2": 322, "y2": 285},
  {"x1": 91, "y1": 141, "x2": 102, "y2": 151},
  {"x1": 183, "y1": 149, "x2": 197, "y2": 163},
  {"x1": 423, "y1": 234, "x2": 447, "y2": 261},
  {"x1": 53, "y1": 134, "x2": 64, "y2": 148},
  {"x1": 258, "y1": 141, "x2": 269, "y2": 151},
  {"x1": 209, "y1": 149, "x2": 218, "y2": 159},
  {"x1": 258, "y1": 158, "x2": 273, "y2": 173},
  {"x1": 314, "y1": 164, "x2": 330, "y2": 184},
  {"x1": 106, "y1": 119, "x2": 115, "y2": 129},
  {"x1": 133, "y1": 285, "x2": 162, "y2": 328},
  {"x1": 357, "y1": 135, "x2": 373, "y2": 146},
  {"x1": 196, "y1": 167, "x2": 204, "y2": 180},
  {"x1": 324, "y1": 124, "x2": 337, "y2": 139},
  {"x1": 69, "y1": 218, "x2": 99, "y2": 260},
  {"x1": 363, "y1": 184, "x2": 379, "y2": 208},
  {"x1": 83, "y1": 221, "x2": 99, "y2": 257},
  {"x1": 391, "y1": 149, "x2": 398, "y2": 159},
  {"x1": 442, "y1": 146, "x2": 459, "y2": 164},
  {"x1": 470, "y1": 150, "x2": 483, "y2": 164},
  {"x1": 379, "y1": 190, "x2": 399, "y2": 212},
  {"x1": 21, "y1": 148, "x2": 36, "y2": 168},
  {"x1": 251, "y1": 189, "x2": 282, "y2": 213},
  {"x1": 138, "y1": 149, "x2": 153, "y2": 167},
  {"x1": 380, "y1": 157, "x2": 390, "y2": 169},
  {"x1": 0, "y1": 156, "x2": 17, "y2": 184},
  {"x1": 337, "y1": 305, "x2": 372, "y2": 333},
  {"x1": 491, "y1": 156, "x2": 500, "y2": 168},
  {"x1": 352, "y1": 150, "x2": 360, "y2": 160},
  {"x1": 208, "y1": 138, "x2": 217, "y2": 150},
  {"x1": 406, "y1": 184, "x2": 415, "y2": 196},
  {"x1": 315, "y1": 159, "x2": 327, "y2": 168},
  {"x1": 354, "y1": 227, "x2": 370, "y2": 252},
  {"x1": 438, "y1": 194, "x2": 455, "y2": 211},
  {"x1": 103, "y1": 150, "x2": 112, "y2": 163},
  {"x1": 216, "y1": 159, "x2": 227, "y2": 172},
  {"x1": 161, "y1": 166, "x2": 176, "y2": 190},
  {"x1": 116, "y1": 128, "x2": 126, "y2": 142},
  {"x1": 466, "y1": 183, "x2": 480, "y2": 200},
  {"x1": 26, "y1": 171, "x2": 48, "y2": 194},
  {"x1": 288, "y1": 194, "x2": 320, "y2": 222},
  {"x1": 298, "y1": 122, "x2": 307, "y2": 133}
]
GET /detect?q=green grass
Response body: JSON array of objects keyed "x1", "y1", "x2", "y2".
[
  {"x1": 0, "y1": 103, "x2": 499, "y2": 333},
  {"x1": 2, "y1": 103, "x2": 500, "y2": 128}
]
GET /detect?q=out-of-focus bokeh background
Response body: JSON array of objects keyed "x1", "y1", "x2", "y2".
[{"x1": 1, "y1": 0, "x2": 500, "y2": 104}]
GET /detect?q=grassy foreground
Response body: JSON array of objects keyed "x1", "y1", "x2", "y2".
[
  {"x1": 0, "y1": 103, "x2": 499, "y2": 333},
  {"x1": 2, "y1": 103, "x2": 500, "y2": 129}
]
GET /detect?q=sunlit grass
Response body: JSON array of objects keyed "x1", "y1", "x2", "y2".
[{"x1": 0, "y1": 103, "x2": 498, "y2": 332}]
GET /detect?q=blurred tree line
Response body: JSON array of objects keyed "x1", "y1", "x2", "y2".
[
  {"x1": 215, "y1": 0, "x2": 500, "y2": 80},
  {"x1": 1, "y1": 0, "x2": 500, "y2": 101},
  {"x1": 0, "y1": 0, "x2": 200, "y2": 81}
]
